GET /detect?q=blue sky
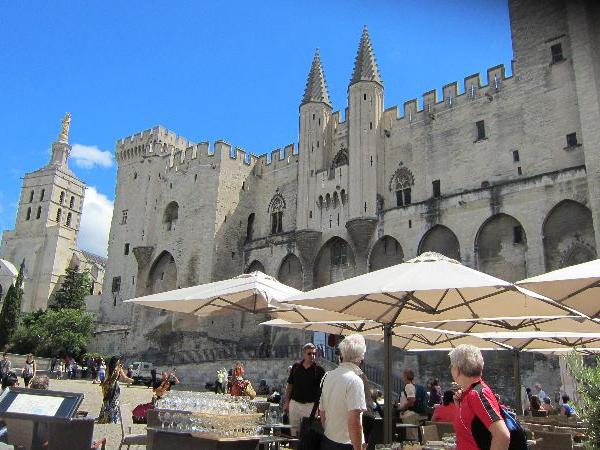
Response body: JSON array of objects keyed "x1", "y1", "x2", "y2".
[{"x1": 0, "y1": 1, "x2": 512, "y2": 256}]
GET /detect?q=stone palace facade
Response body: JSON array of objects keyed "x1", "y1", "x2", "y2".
[{"x1": 95, "y1": 0, "x2": 600, "y2": 360}]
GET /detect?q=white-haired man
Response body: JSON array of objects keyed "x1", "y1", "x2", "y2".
[
  {"x1": 284, "y1": 343, "x2": 325, "y2": 436},
  {"x1": 320, "y1": 334, "x2": 367, "y2": 450},
  {"x1": 449, "y1": 344, "x2": 510, "y2": 450}
]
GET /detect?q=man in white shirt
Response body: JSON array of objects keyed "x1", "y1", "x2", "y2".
[{"x1": 320, "y1": 334, "x2": 367, "y2": 450}]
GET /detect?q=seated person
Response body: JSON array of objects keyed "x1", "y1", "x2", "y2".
[
  {"x1": 267, "y1": 387, "x2": 282, "y2": 404},
  {"x1": 559, "y1": 395, "x2": 577, "y2": 418},
  {"x1": 371, "y1": 389, "x2": 384, "y2": 418},
  {"x1": 432, "y1": 390, "x2": 458, "y2": 423},
  {"x1": 256, "y1": 379, "x2": 270, "y2": 396},
  {"x1": 529, "y1": 395, "x2": 548, "y2": 417},
  {"x1": 541, "y1": 397, "x2": 554, "y2": 414}
]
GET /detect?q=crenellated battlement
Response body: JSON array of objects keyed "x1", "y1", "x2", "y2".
[
  {"x1": 253, "y1": 144, "x2": 297, "y2": 175},
  {"x1": 383, "y1": 63, "x2": 514, "y2": 127},
  {"x1": 116, "y1": 125, "x2": 195, "y2": 163}
]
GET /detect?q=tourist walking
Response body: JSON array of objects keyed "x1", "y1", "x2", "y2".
[
  {"x1": 21, "y1": 354, "x2": 36, "y2": 387},
  {"x1": 284, "y1": 343, "x2": 325, "y2": 436},
  {"x1": 448, "y1": 344, "x2": 510, "y2": 450},
  {"x1": 0, "y1": 353, "x2": 12, "y2": 386},
  {"x1": 97, "y1": 356, "x2": 133, "y2": 423},
  {"x1": 319, "y1": 334, "x2": 367, "y2": 450},
  {"x1": 98, "y1": 358, "x2": 106, "y2": 382}
]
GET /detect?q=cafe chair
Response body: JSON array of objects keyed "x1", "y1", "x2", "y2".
[
  {"x1": 118, "y1": 404, "x2": 147, "y2": 450},
  {"x1": 420, "y1": 424, "x2": 440, "y2": 443},
  {"x1": 534, "y1": 430, "x2": 574, "y2": 450},
  {"x1": 48, "y1": 418, "x2": 102, "y2": 450},
  {"x1": 4, "y1": 418, "x2": 34, "y2": 450}
]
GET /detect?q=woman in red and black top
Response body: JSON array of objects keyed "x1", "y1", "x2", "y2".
[{"x1": 448, "y1": 345, "x2": 510, "y2": 450}]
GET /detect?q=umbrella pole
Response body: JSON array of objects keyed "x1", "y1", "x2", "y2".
[
  {"x1": 513, "y1": 349, "x2": 522, "y2": 413},
  {"x1": 383, "y1": 323, "x2": 393, "y2": 444}
]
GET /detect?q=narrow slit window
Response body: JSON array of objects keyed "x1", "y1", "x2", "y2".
[
  {"x1": 29, "y1": 190, "x2": 34, "y2": 203},
  {"x1": 432, "y1": 180, "x2": 441, "y2": 198},
  {"x1": 551, "y1": 43, "x2": 564, "y2": 64},
  {"x1": 36, "y1": 206, "x2": 41, "y2": 219},
  {"x1": 476, "y1": 121, "x2": 486, "y2": 140},
  {"x1": 26, "y1": 207, "x2": 31, "y2": 220},
  {"x1": 124, "y1": 243, "x2": 130, "y2": 255},
  {"x1": 513, "y1": 150, "x2": 520, "y2": 162},
  {"x1": 66, "y1": 212, "x2": 72, "y2": 226}
]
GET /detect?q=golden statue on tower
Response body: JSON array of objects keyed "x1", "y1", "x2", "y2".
[{"x1": 58, "y1": 112, "x2": 71, "y2": 143}]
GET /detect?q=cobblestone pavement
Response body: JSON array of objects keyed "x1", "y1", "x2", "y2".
[{"x1": 47, "y1": 378, "x2": 153, "y2": 450}]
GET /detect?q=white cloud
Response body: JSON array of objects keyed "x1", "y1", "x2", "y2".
[
  {"x1": 77, "y1": 187, "x2": 113, "y2": 257},
  {"x1": 71, "y1": 144, "x2": 114, "y2": 169}
]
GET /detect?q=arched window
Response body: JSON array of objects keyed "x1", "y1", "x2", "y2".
[
  {"x1": 69, "y1": 196, "x2": 75, "y2": 209},
  {"x1": 66, "y1": 212, "x2": 72, "y2": 227},
  {"x1": 333, "y1": 192, "x2": 339, "y2": 209},
  {"x1": 60, "y1": 191, "x2": 65, "y2": 204},
  {"x1": 56, "y1": 208, "x2": 62, "y2": 223},
  {"x1": 318, "y1": 195, "x2": 324, "y2": 209},
  {"x1": 29, "y1": 190, "x2": 34, "y2": 203},
  {"x1": 26, "y1": 207, "x2": 31, "y2": 220},
  {"x1": 268, "y1": 194, "x2": 285, "y2": 234},
  {"x1": 331, "y1": 148, "x2": 349, "y2": 170},
  {"x1": 331, "y1": 239, "x2": 348, "y2": 267},
  {"x1": 246, "y1": 213, "x2": 255, "y2": 242},
  {"x1": 36, "y1": 206, "x2": 42, "y2": 219},
  {"x1": 389, "y1": 167, "x2": 415, "y2": 207},
  {"x1": 40, "y1": 189, "x2": 45, "y2": 201},
  {"x1": 163, "y1": 202, "x2": 179, "y2": 231}
]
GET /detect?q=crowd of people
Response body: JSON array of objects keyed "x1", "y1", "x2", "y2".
[{"x1": 0, "y1": 344, "x2": 582, "y2": 449}]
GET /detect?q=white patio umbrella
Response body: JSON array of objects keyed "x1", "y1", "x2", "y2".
[
  {"x1": 124, "y1": 271, "x2": 301, "y2": 316},
  {"x1": 283, "y1": 252, "x2": 586, "y2": 442},
  {"x1": 260, "y1": 318, "x2": 511, "y2": 350},
  {"x1": 517, "y1": 259, "x2": 600, "y2": 318}
]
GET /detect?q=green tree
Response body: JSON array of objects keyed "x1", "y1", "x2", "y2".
[
  {"x1": 567, "y1": 353, "x2": 600, "y2": 448},
  {"x1": 0, "y1": 262, "x2": 24, "y2": 349},
  {"x1": 11, "y1": 308, "x2": 94, "y2": 357},
  {"x1": 50, "y1": 266, "x2": 92, "y2": 310}
]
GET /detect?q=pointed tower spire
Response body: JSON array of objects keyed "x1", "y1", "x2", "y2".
[
  {"x1": 350, "y1": 26, "x2": 382, "y2": 87},
  {"x1": 301, "y1": 49, "x2": 331, "y2": 107}
]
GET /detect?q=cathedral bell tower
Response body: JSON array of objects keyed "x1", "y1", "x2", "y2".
[
  {"x1": 296, "y1": 50, "x2": 332, "y2": 286},
  {"x1": 346, "y1": 27, "x2": 384, "y2": 268},
  {"x1": 0, "y1": 113, "x2": 86, "y2": 311}
]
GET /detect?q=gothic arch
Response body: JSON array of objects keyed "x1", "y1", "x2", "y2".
[
  {"x1": 331, "y1": 148, "x2": 349, "y2": 169},
  {"x1": 277, "y1": 254, "x2": 304, "y2": 290},
  {"x1": 476, "y1": 213, "x2": 527, "y2": 281},
  {"x1": 388, "y1": 166, "x2": 415, "y2": 192},
  {"x1": 418, "y1": 225, "x2": 461, "y2": 261},
  {"x1": 314, "y1": 237, "x2": 356, "y2": 288},
  {"x1": 146, "y1": 250, "x2": 178, "y2": 295},
  {"x1": 543, "y1": 200, "x2": 596, "y2": 270},
  {"x1": 369, "y1": 236, "x2": 403, "y2": 272},
  {"x1": 268, "y1": 193, "x2": 286, "y2": 213},
  {"x1": 245, "y1": 260, "x2": 265, "y2": 274}
]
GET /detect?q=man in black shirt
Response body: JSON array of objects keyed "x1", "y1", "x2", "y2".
[{"x1": 284, "y1": 343, "x2": 326, "y2": 436}]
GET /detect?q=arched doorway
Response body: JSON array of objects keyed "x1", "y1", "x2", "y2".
[
  {"x1": 418, "y1": 225, "x2": 461, "y2": 261},
  {"x1": 369, "y1": 236, "x2": 403, "y2": 272},
  {"x1": 277, "y1": 254, "x2": 304, "y2": 290},
  {"x1": 245, "y1": 260, "x2": 265, "y2": 274},
  {"x1": 146, "y1": 251, "x2": 178, "y2": 295},
  {"x1": 314, "y1": 237, "x2": 356, "y2": 287},
  {"x1": 476, "y1": 214, "x2": 527, "y2": 281},
  {"x1": 543, "y1": 200, "x2": 596, "y2": 270}
]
